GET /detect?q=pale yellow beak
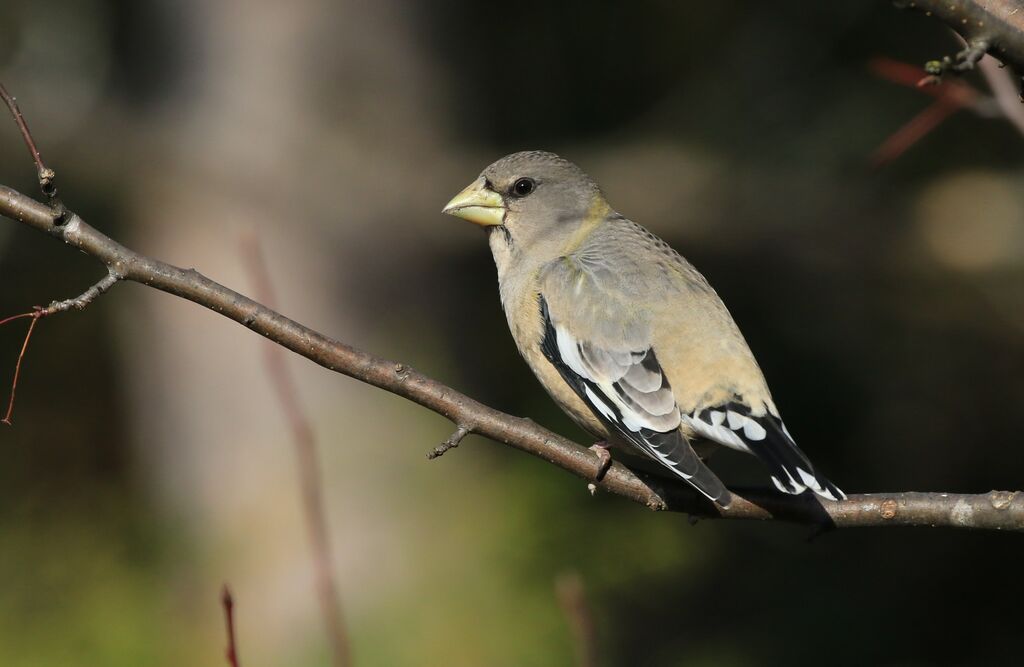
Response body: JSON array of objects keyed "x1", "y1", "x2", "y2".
[{"x1": 442, "y1": 177, "x2": 505, "y2": 226}]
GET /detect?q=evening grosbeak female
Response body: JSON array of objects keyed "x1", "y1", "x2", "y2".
[{"x1": 443, "y1": 151, "x2": 844, "y2": 508}]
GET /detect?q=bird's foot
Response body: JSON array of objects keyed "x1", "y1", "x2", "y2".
[{"x1": 589, "y1": 441, "x2": 613, "y2": 483}]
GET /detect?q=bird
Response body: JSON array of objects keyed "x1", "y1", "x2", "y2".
[{"x1": 442, "y1": 151, "x2": 844, "y2": 508}]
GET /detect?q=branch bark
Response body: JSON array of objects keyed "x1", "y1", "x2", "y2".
[
  {"x1": 1, "y1": 184, "x2": 1022, "y2": 531},
  {"x1": 898, "y1": 0, "x2": 1024, "y2": 74}
]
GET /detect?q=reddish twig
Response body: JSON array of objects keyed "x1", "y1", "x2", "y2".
[
  {"x1": 0, "y1": 270, "x2": 120, "y2": 425},
  {"x1": 221, "y1": 585, "x2": 241, "y2": 667},
  {"x1": 0, "y1": 82, "x2": 64, "y2": 216},
  {"x1": 556, "y1": 573, "x2": 599, "y2": 667},
  {"x1": 868, "y1": 57, "x2": 981, "y2": 103},
  {"x1": 868, "y1": 57, "x2": 986, "y2": 166},
  {"x1": 870, "y1": 97, "x2": 964, "y2": 167},
  {"x1": 0, "y1": 84, "x2": 49, "y2": 187},
  {"x1": 240, "y1": 236, "x2": 352, "y2": 667},
  {"x1": 1, "y1": 313, "x2": 39, "y2": 426}
]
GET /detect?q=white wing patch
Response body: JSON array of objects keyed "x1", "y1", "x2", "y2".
[
  {"x1": 684, "y1": 403, "x2": 845, "y2": 501},
  {"x1": 683, "y1": 408, "x2": 771, "y2": 452},
  {"x1": 584, "y1": 385, "x2": 618, "y2": 423},
  {"x1": 555, "y1": 326, "x2": 588, "y2": 379}
]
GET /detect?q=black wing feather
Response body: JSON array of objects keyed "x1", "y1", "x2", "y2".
[
  {"x1": 694, "y1": 402, "x2": 845, "y2": 500},
  {"x1": 539, "y1": 297, "x2": 731, "y2": 506}
]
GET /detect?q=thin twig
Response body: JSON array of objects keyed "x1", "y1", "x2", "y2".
[
  {"x1": 556, "y1": 573, "x2": 599, "y2": 667},
  {"x1": 240, "y1": 236, "x2": 352, "y2": 667},
  {"x1": 221, "y1": 585, "x2": 240, "y2": 667},
  {"x1": 0, "y1": 271, "x2": 122, "y2": 425},
  {"x1": 870, "y1": 97, "x2": 963, "y2": 167},
  {"x1": 0, "y1": 84, "x2": 48, "y2": 187},
  {"x1": 427, "y1": 423, "x2": 471, "y2": 459},
  {"x1": 867, "y1": 53, "x2": 1024, "y2": 165},
  {"x1": 867, "y1": 57, "x2": 977, "y2": 165},
  {"x1": 0, "y1": 83, "x2": 65, "y2": 218},
  {"x1": 38, "y1": 269, "x2": 122, "y2": 316},
  {"x1": 1, "y1": 315, "x2": 38, "y2": 426}
]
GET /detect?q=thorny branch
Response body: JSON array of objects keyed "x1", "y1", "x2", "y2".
[{"x1": 1, "y1": 90, "x2": 1023, "y2": 532}]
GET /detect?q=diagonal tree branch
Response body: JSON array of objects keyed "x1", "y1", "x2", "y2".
[
  {"x1": 2, "y1": 183, "x2": 1022, "y2": 531},
  {"x1": 897, "y1": 0, "x2": 1024, "y2": 74}
]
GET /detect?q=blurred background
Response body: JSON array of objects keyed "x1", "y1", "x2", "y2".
[{"x1": 1, "y1": 2, "x2": 1022, "y2": 665}]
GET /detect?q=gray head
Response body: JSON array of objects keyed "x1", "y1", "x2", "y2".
[{"x1": 442, "y1": 151, "x2": 609, "y2": 256}]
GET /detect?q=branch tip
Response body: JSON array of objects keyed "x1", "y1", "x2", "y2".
[
  {"x1": 221, "y1": 584, "x2": 240, "y2": 667},
  {"x1": 0, "y1": 83, "x2": 65, "y2": 215},
  {"x1": 427, "y1": 424, "x2": 472, "y2": 460}
]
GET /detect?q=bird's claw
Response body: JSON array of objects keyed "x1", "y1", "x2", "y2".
[{"x1": 588, "y1": 441, "x2": 612, "y2": 482}]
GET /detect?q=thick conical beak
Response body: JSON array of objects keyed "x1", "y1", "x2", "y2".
[{"x1": 442, "y1": 177, "x2": 505, "y2": 226}]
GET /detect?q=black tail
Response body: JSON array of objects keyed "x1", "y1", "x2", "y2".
[{"x1": 745, "y1": 418, "x2": 845, "y2": 501}]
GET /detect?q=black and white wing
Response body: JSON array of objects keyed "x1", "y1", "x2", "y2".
[
  {"x1": 683, "y1": 403, "x2": 845, "y2": 501},
  {"x1": 539, "y1": 297, "x2": 731, "y2": 506}
]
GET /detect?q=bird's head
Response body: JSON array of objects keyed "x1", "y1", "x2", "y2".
[{"x1": 443, "y1": 151, "x2": 609, "y2": 256}]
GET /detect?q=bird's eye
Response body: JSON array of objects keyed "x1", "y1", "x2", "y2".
[{"x1": 511, "y1": 177, "x2": 535, "y2": 198}]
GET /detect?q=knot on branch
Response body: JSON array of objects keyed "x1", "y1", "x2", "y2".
[{"x1": 990, "y1": 490, "x2": 1017, "y2": 510}]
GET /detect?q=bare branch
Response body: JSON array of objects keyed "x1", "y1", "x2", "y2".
[
  {"x1": 240, "y1": 237, "x2": 352, "y2": 667},
  {"x1": 898, "y1": 0, "x2": 1024, "y2": 74},
  {"x1": 1, "y1": 182, "x2": 1022, "y2": 531}
]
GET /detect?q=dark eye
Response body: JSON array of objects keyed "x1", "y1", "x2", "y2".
[{"x1": 511, "y1": 177, "x2": 535, "y2": 198}]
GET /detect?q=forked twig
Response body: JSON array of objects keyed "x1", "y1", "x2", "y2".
[{"x1": 0, "y1": 271, "x2": 121, "y2": 425}]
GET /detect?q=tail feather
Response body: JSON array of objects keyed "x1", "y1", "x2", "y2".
[{"x1": 751, "y1": 419, "x2": 846, "y2": 501}]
